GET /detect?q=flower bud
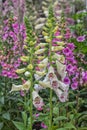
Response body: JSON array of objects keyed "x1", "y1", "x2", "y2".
[
  {"x1": 35, "y1": 48, "x2": 46, "y2": 55},
  {"x1": 24, "y1": 71, "x2": 30, "y2": 77},
  {"x1": 36, "y1": 70, "x2": 46, "y2": 76},
  {"x1": 27, "y1": 64, "x2": 33, "y2": 70},
  {"x1": 16, "y1": 68, "x2": 26, "y2": 74},
  {"x1": 20, "y1": 56, "x2": 29, "y2": 62},
  {"x1": 52, "y1": 46, "x2": 64, "y2": 51}
]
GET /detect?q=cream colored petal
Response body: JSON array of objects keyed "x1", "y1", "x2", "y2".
[
  {"x1": 36, "y1": 70, "x2": 46, "y2": 76},
  {"x1": 39, "y1": 81, "x2": 51, "y2": 89},
  {"x1": 58, "y1": 80, "x2": 69, "y2": 91},
  {"x1": 35, "y1": 48, "x2": 46, "y2": 55},
  {"x1": 10, "y1": 84, "x2": 23, "y2": 92},
  {"x1": 56, "y1": 60, "x2": 67, "y2": 80},
  {"x1": 52, "y1": 46, "x2": 64, "y2": 51},
  {"x1": 23, "y1": 80, "x2": 31, "y2": 90},
  {"x1": 35, "y1": 23, "x2": 44, "y2": 30}
]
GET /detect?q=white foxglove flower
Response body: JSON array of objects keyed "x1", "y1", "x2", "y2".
[
  {"x1": 36, "y1": 70, "x2": 46, "y2": 76},
  {"x1": 47, "y1": 66, "x2": 56, "y2": 80},
  {"x1": 39, "y1": 81, "x2": 51, "y2": 89},
  {"x1": 24, "y1": 71, "x2": 30, "y2": 77},
  {"x1": 50, "y1": 78, "x2": 59, "y2": 89},
  {"x1": 34, "y1": 84, "x2": 44, "y2": 92},
  {"x1": 35, "y1": 18, "x2": 46, "y2": 25},
  {"x1": 10, "y1": 84, "x2": 23, "y2": 92},
  {"x1": 40, "y1": 57, "x2": 48, "y2": 65},
  {"x1": 44, "y1": 11, "x2": 49, "y2": 17},
  {"x1": 35, "y1": 48, "x2": 46, "y2": 55},
  {"x1": 56, "y1": 41, "x2": 65, "y2": 46},
  {"x1": 10, "y1": 80, "x2": 31, "y2": 92},
  {"x1": 52, "y1": 46, "x2": 64, "y2": 51},
  {"x1": 16, "y1": 68, "x2": 26, "y2": 74},
  {"x1": 55, "y1": 88, "x2": 68, "y2": 102},
  {"x1": 35, "y1": 23, "x2": 44, "y2": 30},
  {"x1": 58, "y1": 80, "x2": 69, "y2": 91},
  {"x1": 34, "y1": 74, "x2": 42, "y2": 80},
  {"x1": 56, "y1": 60, "x2": 67, "y2": 80},
  {"x1": 53, "y1": 53, "x2": 65, "y2": 63},
  {"x1": 37, "y1": 43, "x2": 48, "y2": 48},
  {"x1": 32, "y1": 91, "x2": 44, "y2": 109}
]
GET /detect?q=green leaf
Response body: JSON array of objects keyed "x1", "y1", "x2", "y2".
[
  {"x1": 22, "y1": 111, "x2": 27, "y2": 126},
  {"x1": 64, "y1": 122, "x2": 76, "y2": 130},
  {"x1": 13, "y1": 121, "x2": 26, "y2": 130},
  {"x1": 54, "y1": 116, "x2": 68, "y2": 122},
  {"x1": 56, "y1": 128, "x2": 67, "y2": 130},
  {"x1": 2, "y1": 112, "x2": 10, "y2": 120},
  {"x1": 78, "y1": 127, "x2": 87, "y2": 130},
  {"x1": 0, "y1": 123, "x2": 3, "y2": 130},
  {"x1": 0, "y1": 97, "x2": 4, "y2": 105}
]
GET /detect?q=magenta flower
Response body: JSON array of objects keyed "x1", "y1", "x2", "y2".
[
  {"x1": 71, "y1": 82, "x2": 78, "y2": 90},
  {"x1": 77, "y1": 36, "x2": 85, "y2": 42},
  {"x1": 67, "y1": 43, "x2": 75, "y2": 51},
  {"x1": 63, "y1": 47, "x2": 72, "y2": 56},
  {"x1": 63, "y1": 77, "x2": 70, "y2": 85},
  {"x1": 41, "y1": 122, "x2": 47, "y2": 129}
]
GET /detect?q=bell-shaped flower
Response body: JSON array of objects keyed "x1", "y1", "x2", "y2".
[
  {"x1": 55, "y1": 88, "x2": 68, "y2": 102},
  {"x1": 35, "y1": 18, "x2": 46, "y2": 25},
  {"x1": 32, "y1": 91, "x2": 44, "y2": 110},
  {"x1": 24, "y1": 71, "x2": 30, "y2": 77},
  {"x1": 56, "y1": 60, "x2": 67, "y2": 80},
  {"x1": 20, "y1": 56, "x2": 29, "y2": 62},
  {"x1": 56, "y1": 41, "x2": 65, "y2": 46},
  {"x1": 39, "y1": 81, "x2": 51, "y2": 89},
  {"x1": 37, "y1": 56, "x2": 45, "y2": 60},
  {"x1": 36, "y1": 43, "x2": 48, "y2": 48},
  {"x1": 58, "y1": 80, "x2": 69, "y2": 91},
  {"x1": 35, "y1": 23, "x2": 44, "y2": 30},
  {"x1": 34, "y1": 84, "x2": 44, "y2": 92},
  {"x1": 10, "y1": 80, "x2": 31, "y2": 92},
  {"x1": 50, "y1": 78, "x2": 59, "y2": 90},
  {"x1": 35, "y1": 48, "x2": 46, "y2": 55},
  {"x1": 52, "y1": 46, "x2": 64, "y2": 51},
  {"x1": 16, "y1": 68, "x2": 26, "y2": 74},
  {"x1": 47, "y1": 66, "x2": 55, "y2": 80},
  {"x1": 52, "y1": 53, "x2": 65, "y2": 63},
  {"x1": 36, "y1": 70, "x2": 46, "y2": 76}
]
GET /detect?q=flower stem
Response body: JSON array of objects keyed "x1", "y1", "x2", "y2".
[
  {"x1": 30, "y1": 73, "x2": 33, "y2": 130},
  {"x1": 49, "y1": 89, "x2": 53, "y2": 130}
]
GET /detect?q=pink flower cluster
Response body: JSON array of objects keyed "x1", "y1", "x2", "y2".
[{"x1": 0, "y1": 17, "x2": 26, "y2": 79}]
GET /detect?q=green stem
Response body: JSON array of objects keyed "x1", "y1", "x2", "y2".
[
  {"x1": 30, "y1": 73, "x2": 33, "y2": 130},
  {"x1": 49, "y1": 29, "x2": 53, "y2": 130},
  {"x1": 49, "y1": 89, "x2": 53, "y2": 130}
]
